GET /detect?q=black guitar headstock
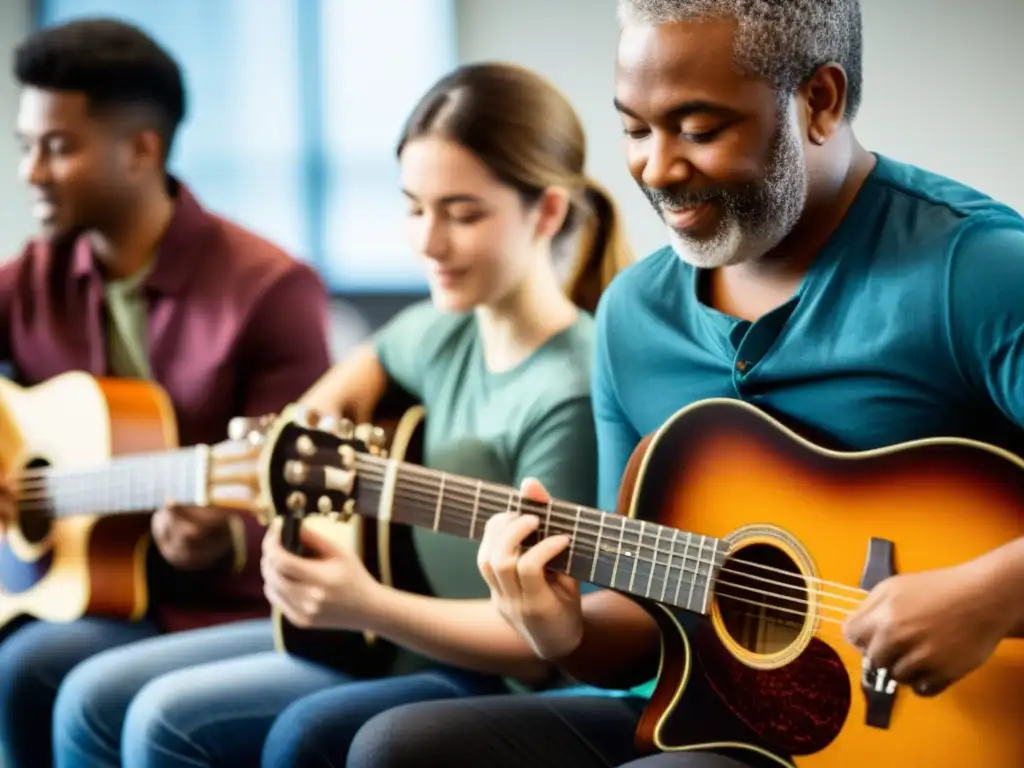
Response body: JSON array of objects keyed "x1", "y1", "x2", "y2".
[{"x1": 262, "y1": 404, "x2": 389, "y2": 553}]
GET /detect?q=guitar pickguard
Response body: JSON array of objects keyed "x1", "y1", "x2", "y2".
[{"x1": 647, "y1": 606, "x2": 850, "y2": 765}]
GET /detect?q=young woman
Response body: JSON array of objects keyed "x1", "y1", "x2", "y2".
[{"x1": 50, "y1": 62, "x2": 634, "y2": 768}]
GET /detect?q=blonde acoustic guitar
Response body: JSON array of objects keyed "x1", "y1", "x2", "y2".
[{"x1": 0, "y1": 372, "x2": 274, "y2": 631}]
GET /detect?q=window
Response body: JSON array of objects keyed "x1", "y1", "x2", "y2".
[{"x1": 38, "y1": 0, "x2": 458, "y2": 293}]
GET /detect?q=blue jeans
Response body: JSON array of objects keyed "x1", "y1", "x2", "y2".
[
  {"x1": 260, "y1": 667, "x2": 507, "y2": 767},
  {"x1": 0, "y1": 615, "x2": 160, "y2": 768},
  {"x1": 53, "y1": 618, "x2": 276, "y2": 767},
  {"x1": 54, "y1": 617, "x2": 506, "y2": 767}
]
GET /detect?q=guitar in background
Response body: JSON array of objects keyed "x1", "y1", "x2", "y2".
[{"x1": 0, "y1": 372, "x2": 274, "y2": 631}]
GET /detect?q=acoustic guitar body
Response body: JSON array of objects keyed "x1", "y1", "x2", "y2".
[
  {"x1": 271, "y1": 386, "x2": 434, "y2": 677},
  {"x1": 622, "y1": 399, "x2": 1024, "y2": 767},
  {"x1": 0, "y1": 372, "x2": 177, "y2": 631}
]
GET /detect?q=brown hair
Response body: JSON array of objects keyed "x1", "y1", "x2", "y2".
[{"x1": 397, "y1": 62, "x2": 635, "y2": 314}]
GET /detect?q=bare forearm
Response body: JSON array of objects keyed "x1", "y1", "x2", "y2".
[
  {"x1": 369, "y1": 590, "x2": 552, "y2": 682},
  {"x1": 981, "y1": 537, "x2": 1024, "y2": 638},
  {"x1": 555, "y1": 591, "x2": 662, "y2": 689},
  {"x1": 298, "y1": 344, "x2": 388, "y2": 424}
]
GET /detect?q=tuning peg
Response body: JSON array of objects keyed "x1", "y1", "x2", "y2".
[
  {"x1": 295, "y1": 434, "x2": 317, "y2": 457},
  {"x1": 283, "y1": 460, "x2": 309, "y2": 484},
  {"x1": 337, "y1": 418, "x2": 354, "y2": 439},
  {"x1": 291, "y1": 405, "x2": 322, "y2": 429},
  {"x1": 353, "y1": 423, "x2": 372, "y2": 445},
  {"x1": 285, "y1": 490, "x2": 307, "y2": 513},
  {"x1": 228, "y1": 416, "x2": 270, "y2": 444}
]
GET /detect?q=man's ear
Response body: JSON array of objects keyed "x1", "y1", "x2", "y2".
[
  {"x1": 129, "y1": 127, "x2": 165, "y2": 174},
  {"x1": 799, "y1": 62, "x2": 848, "y2": 145}
]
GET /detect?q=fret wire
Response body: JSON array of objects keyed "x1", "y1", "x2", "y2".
[
  {"x1": 661, "y1": 529, "x2": 677, "y2": 603},
  {"x1": 468, "y1": 480, "x2": 482, "y2": 539},
  {"x1": 627, "y1": 518, "x2": 642, "y2": 594},
  {"x1": 589, "y1": 513, "x2": 605, "y2": 583},
  {"x1": 432, "y1": 473, "x2": 445, "y2": 531},
  {"x1": 700, "y1": 538, "x2": 713, "y2": 614},
  {"x1": 687, "y1": 536, "x2": 705, "y2": 612},
  {"x1": 567, "y1": 506, "x2": 580, "y2": 574},
  {"x1": 644, "y1": 523, "x2": 659, "y2": 599}
]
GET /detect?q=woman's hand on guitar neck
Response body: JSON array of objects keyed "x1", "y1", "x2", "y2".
[
  {"x1": 477, "y1": 478, "x2": 584, "y2": 661},
  {"x1": 260, "y1": 519, "x2": 383, "y2": 631}
]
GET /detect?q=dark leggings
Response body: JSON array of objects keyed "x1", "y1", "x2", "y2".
[{"x1": 347, "y1": 693, "x2": 760, "y2": 767}]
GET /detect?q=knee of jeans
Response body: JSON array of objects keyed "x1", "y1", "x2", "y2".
[
  {"x1": 346, "y1": 704, "x2": 436, "y2": 768},
  {"x1": 122, "y1": 676, "x2": 201, "y2": 763},
  {"x1": 52, "y1": 656, "x2": 119, "y2": 758},
  {"x1": 0, "y1": 635, "x2": 47, "y2": 737},
  {"x1": 261, "y1": 695, "x2": 333, "y2": 768}
]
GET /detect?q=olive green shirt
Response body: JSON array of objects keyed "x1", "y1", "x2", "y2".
[{"x1": 104, "y1": 263, "x2": 153, "y2": 379}]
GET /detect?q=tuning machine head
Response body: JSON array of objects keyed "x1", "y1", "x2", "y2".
[
  {"x1": 228, "y1": 414, "x2": 277, "y2": 444},
  {"x1": 353, "y1": 423, "x2": 388, "y2": 455}
]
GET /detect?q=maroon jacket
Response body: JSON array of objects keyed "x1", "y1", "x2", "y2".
[{"x1": 0, "y1": 180, "x2": 332, "y2": 632}]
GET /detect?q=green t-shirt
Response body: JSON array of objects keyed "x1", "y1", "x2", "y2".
[
  {"x1": 374, "y1": 300, "x2": 599, "y2": 607},
  {"x1": 104, "y1": 263, "x2": 152, "y2": 379}
]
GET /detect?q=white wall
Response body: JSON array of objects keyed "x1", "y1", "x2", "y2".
[
  {"x1": 0, "y1": 0, "x2": 1020, "y2": 266},
  {"x1": 856, "y1": 0, "x2": 1023, "y2": 214}
]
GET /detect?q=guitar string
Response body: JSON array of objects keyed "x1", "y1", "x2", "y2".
[
  {"x1": 373, "y1": 479, "x2": 863, "y2": 621},
  {"x1": 350, "y1": 454, "x2": 870, "y2": 596},
  {"x1": 350, "y1": 459, "x2": 869, "y2": 606},
  {"x1": 13, "y1": 451, "x2": 198, "y2": 482}
]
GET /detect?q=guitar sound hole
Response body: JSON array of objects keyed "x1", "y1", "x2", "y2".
[
  {"x1": 18, "y1": 457, "x2": 53, "y2": 544},
  {"x1": 714, "y1": 543, "x2": 808, "y2": 658}
]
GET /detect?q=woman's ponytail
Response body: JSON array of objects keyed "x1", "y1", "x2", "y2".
[{"x1": 563, "y1": 177, "x2": 636, "y2": 314}]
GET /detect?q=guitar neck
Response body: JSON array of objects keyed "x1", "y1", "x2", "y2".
[
  {"x1": 20, "y1": 446, "x2": 210, "y2": 519},
  {"x1": 347, "y1": 454, "x2": 728, "y2": 616}
]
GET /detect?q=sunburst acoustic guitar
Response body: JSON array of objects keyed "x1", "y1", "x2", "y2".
[
  {"x1": 253, "y1": 397, "x2": 1024, "y2": 768},
  {"x1": 0, "y1": 372, "x2": 276, "y2": 631}
]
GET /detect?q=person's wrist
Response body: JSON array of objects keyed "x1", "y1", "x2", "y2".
[
  {"x1": 357, "y1": 577, "x2": 394, "y2": 633},
  {"x1": 968, "y1": 539, "x2": 1024, "y2": 636}
]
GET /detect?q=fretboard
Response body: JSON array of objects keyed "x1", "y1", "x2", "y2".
[
  {"x1": 349, "y1": 454, "x2": 728, "y2": 615},
  {"x1": 18, "y1": 447, "x2": 209, "y2": 519}
]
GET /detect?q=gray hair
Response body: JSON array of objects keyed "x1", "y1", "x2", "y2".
[{"x1": 617, "y1": 0, "x2": 863, "y2": 120}]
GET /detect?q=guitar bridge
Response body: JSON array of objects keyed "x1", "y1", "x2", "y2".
[{"x1": 858, "y1": 536, "x2": 898, "y2": 729}]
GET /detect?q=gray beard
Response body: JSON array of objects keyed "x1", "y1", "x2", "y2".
[{"x1": 644, "y1": 102, "x2": 809, "y2": 269}]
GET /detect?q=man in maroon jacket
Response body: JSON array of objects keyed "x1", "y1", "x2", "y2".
[{"x1": 0, "y1": 18, "x2": 331, "y2": 767}]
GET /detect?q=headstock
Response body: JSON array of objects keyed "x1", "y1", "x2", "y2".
[
  {"x1": 260, "y1": 405, "x2": 389, "y2": 531},
  {"x1": 201, "y1": 413, "x2": 280, "y2": 521}
]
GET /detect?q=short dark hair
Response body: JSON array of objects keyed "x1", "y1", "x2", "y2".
[{"x1": 14, "y1": 18, "x2": 187, "y2": 160}]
